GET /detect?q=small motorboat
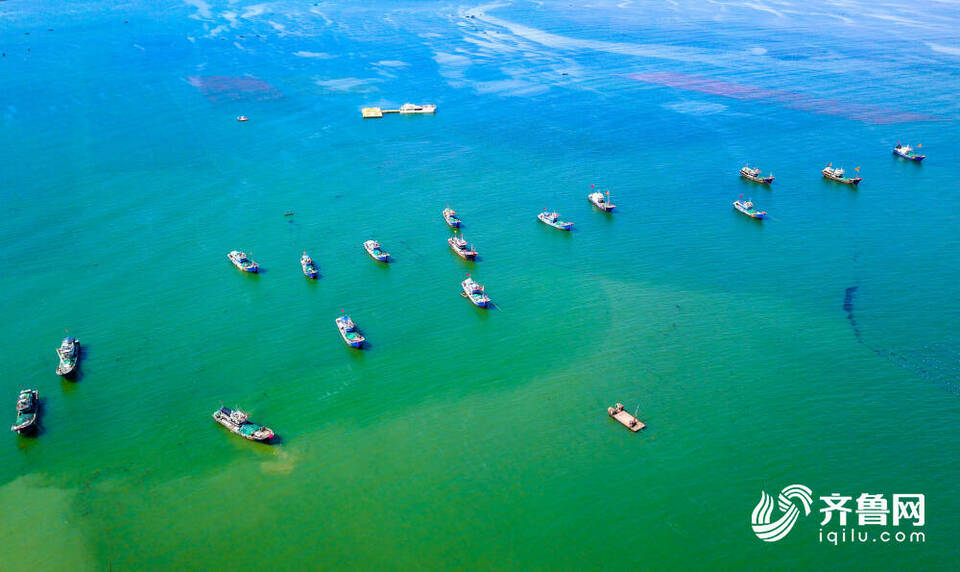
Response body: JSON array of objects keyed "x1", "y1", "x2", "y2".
[
  {"x1": 448, "y1": 235, "x2": 477, "y2": 260},
  {"x1": 442, "y1": 207, "x2": 461, "y2": 228},
  {"x1": 300, "y1": 252, "x2": 319, "y2": 278},
  {"x1": 335, "y1": 315, "x2": 365, "y2": 348},
  {"x1": 56, "y1": 336, "x2": 80, "y2": 377},
  {"x1": 822, "y1": 165, "x2": 862, "y2": 185},
  {"x1": 228, "y1": 250, "x2": 259, "y2": 272},
  {"x1": 363, "y1": 240, "x2": 389, "y2": 262},
  {"x1": 11, "y1": 389, "x2": 39, "y2": 433},
  {"x1": 461, "y1": 277, "x2": 490, "y2": 308},
  {"x1": 212, "y1": 407, "x2": 274, "y2": 442},
  {"x1": 588, "y1": 191, "x2": 616, "y2": 212},
  {"x1": 538, "y1": 211, "x2": 574, "y2": 230},
  {"x1": 740, "y1": 165, "x2": 775, "y2": 184},
  {"x1": 237, "y1": 115, "x2": 249, "y2": 122},
  {"x1": 399, "y1": 103, "x2": 437, "y2": 114},
  {"x1": 893, "y1": 143, "x2": 925, "y2": 162},
  {"x1": 733, "y1": 199, "x2": 766, "y2": 219}
]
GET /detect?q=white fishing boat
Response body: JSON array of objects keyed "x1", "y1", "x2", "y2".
[
  {"x1": 55, "y1": 336, "x2": 80, "y2": 377},
  {"x1": 363, "y1": 240, "x2": 390, "y2": 262},
  {"x1": 461, "y1": 277, "x2": 490, "y2": 308},
  {"x1": 733, "y1": 199, "x2": 766, "y2": 219},
  {"x1": 448, "y1": 235, "x2": 477, "y2": 260},
  {"x1": 822, "y1": 164, "x2": 861, "y2": 185},
  {"x1": 739, "y1": 165, "x2": 774, "y2": 184},
  {"x1": 588, "y1": 191, "x2": 616, "y2": 212},
  {"x1": 537, "y1": 211, "x2": 574, "y2": 230},
  {"x1": 228, "y1": 250, "x2": 259, "y2": 272},
  {"x1": 335, "y1": 315, "x2": 365, "y2": 348}
]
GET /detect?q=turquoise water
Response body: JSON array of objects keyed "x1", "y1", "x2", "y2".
[{"x1": 2, "y1": 1, "x2": 959, "y2": 569}]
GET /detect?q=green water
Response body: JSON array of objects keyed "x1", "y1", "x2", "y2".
[{"x1": 2, "y1": 1, "x2": 959, "y2": 569}]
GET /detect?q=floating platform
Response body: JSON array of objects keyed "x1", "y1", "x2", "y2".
[
  {"x1": 608, "y1": 403, "x2": 645, "y2": 432},
  {"x1": 362, "y1": 107, "x2": 386, "y2": 118}
]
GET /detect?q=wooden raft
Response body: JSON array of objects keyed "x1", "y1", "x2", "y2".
[{"x1": 608, "y1": 403, "x2": 645, "y2": 432}]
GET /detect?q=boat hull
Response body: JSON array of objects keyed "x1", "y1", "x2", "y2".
[
  {"x1": 893, "y1": 150, "x2": 924, "y2": 162},
  {"x1": 11, "y1": 390, "x2": 39, "y2": 433},
  {"x1": 822, "y1": 172, "x2": 861, "y2": 185},
  {"x1": 740, "y1": 173, "x2": 774, "y2": 184},
  {"x1": 336, "y1": 318, "x2": 365, "y2": 348},
  {"x1": 301, "y1": 261, "x2": 319, "y2": 278},
  {"x1": 56, "y1": 340, "x2": 80, "y2": 377},
  {"x1": 363, "y1": 242, "x2": 389, "y2": 262},
  {"x1": 733, "y1": 202, "x2": 765, "y2": 219},
  {"x1": 338, "y1": 327, "x2": 365, "y2": 347},
  {"x1": 463, "y1": 293, "x2": 489, "y2": 308},
  {"x1": 537, "y1": 214, "x2": 574, "y2": 230},
  {"x1": 443, "y1": 215, "x2": 461, "y2": 228},
  {"x1": 212, "y1": 411, "x2": 273, "y2": 442},
  {"x1": 461, "y1": 280, "x2": 490, "y2": 308},
  {"x1": 588, "y1": 197, "x2": 615, "y2": 211},
  {"x1": 228, "y1": 252, "x2": 259, "y2": 272}
]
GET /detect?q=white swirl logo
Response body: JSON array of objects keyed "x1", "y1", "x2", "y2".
[{"x1": 751, "y1": 484, "x2": 813, "y2": 542}]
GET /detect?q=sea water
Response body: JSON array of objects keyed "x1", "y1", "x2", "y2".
[{"x1": 1, "y1": 1, "x2": 958, "y2": 569}]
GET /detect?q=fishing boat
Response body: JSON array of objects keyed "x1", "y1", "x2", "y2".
[
  {"x1": 733, "y1": 199, "x2": 766, "y2": 219},
  {"x1": 893, "y1": 144, "x2": 925, "y2": 162},
  {"x1": 363, "y1": 240, "x2": 389, "y2": 262},
  {"x1": 448, "y1": 235, "x2": 478, "y2": 260},
  {"x1": 822, "y1": 165, "x2": 861, "y2": 185},
  {"x1": 461, "y1": 277, "x2": 490, "y2": 308},
  {"x1": 739, "y1": 165, "x2": 774, "y2": 184},
  {"x1": 588, "y1": 191, "x2": 616, "y2": 212},
  {"x1": 537, "y1": 211, "x2": 574, "y2": 230},
  {"x1": 399, "y1": 103, "x2": 436, "y2": 114},
  {"x1": 212, "y1": 407, "x2": 274, "y2": 442},
  {"x1": 607, "y1": 402, "x2": 646, "y2": 432},
  {"x1": 442, "y1": 207, "x2": 461, "y2": 228},
  {"x1": 227, "y1": 250, "x2": 259, "y2": 273},
  {"x1": 11, "y1": 389, "x2": 39, "y2": 433},
  {"x1": 55, "y1": 336, "x2": 80, "y2": 377},
  {"x1": 236, "y1": 115, "x2": 249, "y2": 122},
  {"x1": 335, "y1": 315, "x2": 365, "y2": 348},
  {"x1": 300, "y1": 252, "x2": 319, "y2": 278}
]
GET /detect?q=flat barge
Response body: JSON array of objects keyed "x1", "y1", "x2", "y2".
[{"x1": 607, "y1": 403, "x2": 645, "y2": 432}]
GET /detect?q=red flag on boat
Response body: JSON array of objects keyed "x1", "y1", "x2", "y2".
[
  {"x1": 590, "y1": 184, "x2": 595, "y2": 188},
  {"x1": 828, "y1": 162, "x2": 832, "y2": 167}
]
